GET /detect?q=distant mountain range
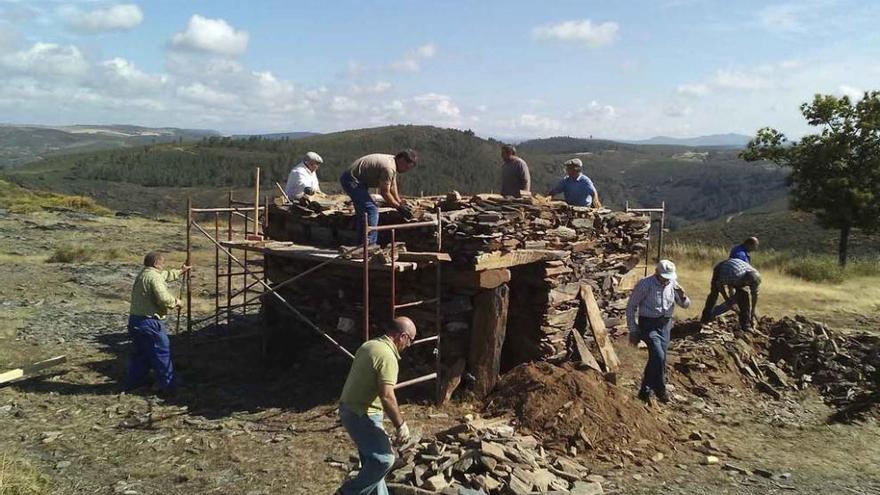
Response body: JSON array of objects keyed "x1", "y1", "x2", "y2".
[
  {"x1": 230, "y1": 131, "x2": 320, "y2": 140},
  {"x1": 619, "y1": 133, "x2": 753, "y2": 148}
]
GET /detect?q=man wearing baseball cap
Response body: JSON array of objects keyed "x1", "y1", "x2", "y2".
[
  {"x1": 626, "y1": 259, "x2": 691, "y2": 403},
  {"x1": 284, "y1": 151, "x2": 324, "y2": 200},
  {"x1": 547, "y1": 158, "x2": 602, "y2": 207}
]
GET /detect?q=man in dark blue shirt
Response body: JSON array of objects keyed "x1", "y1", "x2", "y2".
[
  {"x1": 547, "y1": 158, "x2": 601, "y2": 207},
  {"x1": 729, "y1": 236, "x2": 759, "y2": 263}
]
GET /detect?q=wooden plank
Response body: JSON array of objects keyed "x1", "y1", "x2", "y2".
[
  {"x1": 468, "y1": 285, "x2": 510, "y2": 398},
  {"x1": 471, "y1": 249, "x2": 568, "y2": 271},
  {"x1": 570, "y1": 330, "x2": 602, "y2": 372},
  {"x1": 0, "y1": 356, "x2": 66, "y2": 385},
  {"x1": 444, "y1": 268, "x2": 511, "y2": 289},
  {"x1": 397, "y1": 251, "x2": 452, "y2": 263},
  {"x1": 579, "y1": 284, "x2": 620, "y2": 372}
]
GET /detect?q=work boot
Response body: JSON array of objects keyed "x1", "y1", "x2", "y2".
[
  {"x1": 637, "y1": 390, "x2": 651, "y2": 402},
  {"x1": 656, "y1": 391, "x2": 670, "y2": 404}
]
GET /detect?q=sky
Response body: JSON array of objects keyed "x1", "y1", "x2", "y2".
[{"x1": 0, "y1": 0, "x2": 879, "y2": 139}]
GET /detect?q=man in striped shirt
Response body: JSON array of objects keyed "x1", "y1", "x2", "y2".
[
  {"x1": 626, "y1": 260, "x2": 691, "y2": 403},
  {"x1": 700, "y1": 257, "x2": 761, "y2": 331}
]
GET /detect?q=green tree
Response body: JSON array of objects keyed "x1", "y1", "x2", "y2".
[{"x1": 741, "y1": 91, "x2": 880, "y2": 266}]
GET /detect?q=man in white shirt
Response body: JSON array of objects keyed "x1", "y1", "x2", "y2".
[
  {"x1": 626, "y1": 260, "x2": 691, "y2": 403},
  {"x1": 284, "y1": 151, "x2": 323, "y2": 200}
]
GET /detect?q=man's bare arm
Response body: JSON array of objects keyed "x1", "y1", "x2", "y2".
[
  {"x1": 378, "y1": 383, "x2": 404, "y2": 428},
  {"x1": 379, "y1": 182, "x2": 401, "y2": 208}
]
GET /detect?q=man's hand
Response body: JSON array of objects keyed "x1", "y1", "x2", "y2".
[
  {"x1": 398, "y1": 203, "x2": 415, "y2": 220},
  {"x1": 628, "y1": 330, "x2": 641, "y2": 346},
  {"x1": 180, "y1": 264, "x2": 192, "y2": 273},
  {"x1": 395, "y1": 422, "x2": 411, "y2": 445},
  {"x1": 175, "y1": 298, "x2": 183, "y2": 309},
  {"x1": 303, "y1": 187, "x2": 315, "y2": 196}
]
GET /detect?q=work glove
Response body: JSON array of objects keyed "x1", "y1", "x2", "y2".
[
  {"x1": 303, "y1": 187, "x2": 315, "y2": 196},
  {"x1": 395, "y1": 422, "x2": 411, "y2": 445},
  {"x1": 397, "y1": 204, "x2": 415, "y2": 220}
]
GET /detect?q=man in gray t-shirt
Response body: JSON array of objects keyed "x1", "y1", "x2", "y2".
[{"x1": 499, "y1": 144, "x2": 531, "y2": 197}]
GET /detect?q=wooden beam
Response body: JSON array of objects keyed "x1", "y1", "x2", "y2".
[
  {"x1": 570, "y1": 330, "x2": 601, "y2": 372},
  {"x1": 397, "y1": 251, "x2": 452, "y2": 263},
  {"x1": 0, "y1": 356, "x2": 66, "y2": 385},
  {"x1": 468, "y1": 284, "x2": 510, "y2": 398},
  {"x1": 444, "y1": 268, "x2": 511, "y2": 289},
  {"x1": 470, "y1": 249, "x2": 568, "y2": 271},
  {"x1": 579, "y1": 284, "x2": 620, "y2": 372}
]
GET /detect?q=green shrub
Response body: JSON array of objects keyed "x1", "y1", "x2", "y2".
[
  {"x1": 47, "y1": 244, "x2": 94, "y2": 263},
  {"x1": 783, "y1": 258, "x2": 845, "y2": 283}
]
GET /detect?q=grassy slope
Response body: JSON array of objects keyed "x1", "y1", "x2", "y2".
[{"x1": 669, "y1": 197, "x2": 880, "y2": 257}]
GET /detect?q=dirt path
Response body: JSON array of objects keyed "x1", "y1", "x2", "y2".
[{"x1": 2, "y1": 210, "x2": 879, "y2": 494}]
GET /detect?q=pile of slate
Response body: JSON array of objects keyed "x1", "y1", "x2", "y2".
[{"x1": 386, "y1": 416, "x2": 604, "y2": 494}]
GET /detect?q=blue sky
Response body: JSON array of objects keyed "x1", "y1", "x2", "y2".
[{"x1": 1, "y1": 0, "x2": 879, "y2": 139}]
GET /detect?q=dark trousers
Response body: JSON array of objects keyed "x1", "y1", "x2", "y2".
[
  {"x1": 125, "y1": 315, "x2": 175, "y2": 391},
  {"x1": 700, "y1": 267, "x2": 752, "y2": 330},
  {"x1": 639, "y1": 316, "x2": 673, "y2": 397},
  {"x1": 340, "y1": 171, "x2": 379, "y2": 245}
]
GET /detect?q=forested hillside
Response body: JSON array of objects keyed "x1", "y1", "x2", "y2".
[{"x1": 6, "y1": 125, "x2": 788, "y2": 226}]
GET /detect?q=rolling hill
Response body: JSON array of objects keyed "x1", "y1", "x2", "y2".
[
  {"x1": 4, "y1": 125, "x2": 789, "y2": 225},
  {"x1": 0, "y1": 124, "x2": 219, "y2": 169}
]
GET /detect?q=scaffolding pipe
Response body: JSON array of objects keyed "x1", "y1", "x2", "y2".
[
  {"x1": 394, "y1": 372, "x2": 438, "y2": 390},
  {"x1": 186, "y1": 197, "x2": 193, "y2": 334},
  {"x1": 190, "y1": 221, "x2": 355, "y2": 359},
  {"x1": 362, "y1": 213, "x2": 370, "y2": 342}
]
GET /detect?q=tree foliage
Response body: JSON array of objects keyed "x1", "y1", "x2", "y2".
[{"x1": 742, "y1": 91, "x2": 880, "y2": 265}]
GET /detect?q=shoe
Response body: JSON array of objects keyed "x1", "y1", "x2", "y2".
[
  {"x1": 637, "y1": 390, "x2": 651, "y2": 402},
  {"x1": 656, "y1": 391, "x2": 670, "y2": 404},
  {"x1": 157, "y1": 387, "x2": 178, "y2": 400}
]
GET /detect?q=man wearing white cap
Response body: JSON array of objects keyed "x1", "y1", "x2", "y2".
[
  {"x1": 284, "y1": 151, "x2": 324, "y2": 200},
  {"x1": 626, "y1": 260, "x2": 691, "y2": 403},
  {"x1": 547, "y1": 158, "x2": 601, "y2": 207}
]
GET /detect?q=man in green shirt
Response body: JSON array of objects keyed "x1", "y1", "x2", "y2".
[
  {"x1": 336, "y1": 317, "x2": 417, "y2": 495},
  {"x1": 125, "y1": 251, "x2": 190, "y2": 396}
]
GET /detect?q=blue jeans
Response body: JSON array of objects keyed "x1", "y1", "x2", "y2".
[
  {"x1": 338, "y1": 404, "x2": 394, "y2": 495},
  {"x1": 125, "y1": 315, "x2": 175, "y2": 391},
  {"x1": 638, "y1": 316, "x2": 673, "y2": 397},
  {"x1": 340, "y1": 171, "x2": 379, "y2": 245}
]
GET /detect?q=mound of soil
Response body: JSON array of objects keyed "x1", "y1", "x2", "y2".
[{"x1": 485, "y1": 362, "x2": 674, "y2": 455}]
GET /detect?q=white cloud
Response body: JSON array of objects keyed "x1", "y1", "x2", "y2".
[
  {"x1": 413, "y1": 93, "x2": 460, "y2": 118},
  {"x1": 99, "y1": 57, "x2": 167, "y2": 93},
  {"x1": 351, "y1": 81, "x2": 392, "y2": 95},
  {"x1": 711, "y1": 69, "x2": 771, "y2": 90},
  {"x1": 757, "y1": 3, "x2": 807, "y2": 33},
  {"x1": 532, "y1": 20, "x2": 619, "y2": 48},
  {"x1": 61, "y1": 4, "x2": 143, "y2": 34},
  {"x1": 0, "y1": 42, "x2": 89, "y2": 78},
  {"x1": 176, "y1": 83, "x2": 238, "y2": 106},
  {"x1": 677, "y1": 83, "x2": 710, "y2": 97},
  {"x1": 171, "y1": 15, "x2": 249, "y2": 56},
  {"x1": 582, "y1": 100, "x2": 616, "y2": 118},
  {"x1": 513, "y1": 114, "x2": 563, "y2": 133},
  {"x1": 330, "y1": 96, "x2": 360, "y2": 112},
  {"x1": 838, "y1": 85, "x2": 864, "y2": 101},
  {"x1": 663, "y1": 102, "x2": 692, "y2": 117},
  {"x1": 391, "y1": 43, "x2": 436, "y2": 72}
]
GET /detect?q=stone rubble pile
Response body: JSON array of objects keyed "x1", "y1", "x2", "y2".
[{"x1": 387, "y1": 416, "x2": 604, "y2": 495}]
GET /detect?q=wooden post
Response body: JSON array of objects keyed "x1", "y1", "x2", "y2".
[
  {"x1": 226, "y1": 191, "x2": 233, "y2": 324},
  {"x1": 579, "y1": 284, "x2": 620, "y2": 372},
  {"x1": 214, "y1": 212, "x2": 219, "y2": 327},
  {"x1": 253, "y1": 167, "x2": 261, "y2": 237},
  {"x1": 186, "y1": 197, "x2": 192, "y2": 334},
  {"x1": 468, "y1": 284, "x2": 510, "y2": 398}
]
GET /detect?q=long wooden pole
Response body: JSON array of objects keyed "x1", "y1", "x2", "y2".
[
  {"x1": 185, "y1": 197, "x2": 192, "y2": 334},
  {"x1": 254, "y1": 167, "x2": 261, "y2": 237}
]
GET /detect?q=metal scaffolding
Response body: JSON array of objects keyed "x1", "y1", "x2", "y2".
[
  {"x1": 625, "y1": 201, "x2": 667, "y2": 276},
  {"x1": 184, "y1": 168, "x2": 447, "y2": 401}
]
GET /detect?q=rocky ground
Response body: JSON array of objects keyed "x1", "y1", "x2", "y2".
[{"x1": 1, "y1": 208, "x2": 880, "y2": 494}]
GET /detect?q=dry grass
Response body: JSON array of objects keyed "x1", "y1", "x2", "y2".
[
  {"x1": 666, "y1": 242, "x2": 880, "y2": 330},
  {"x1": 0, "y1": 179, "x2": 111, "y2": 216},
  {"x1": 0, "y1": 454, "x2": 50, "y2": 495}
]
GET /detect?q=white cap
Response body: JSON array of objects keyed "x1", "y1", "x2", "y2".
[
  {"x1": 655, "y1": 259, "x2": 677, "y2": 280},
  {"x1": 304, "y1": 151, "x2": 323, "y2": 164},
  {"x1": 563, "y1": 158, "x2": 583, "y2": 168}
]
